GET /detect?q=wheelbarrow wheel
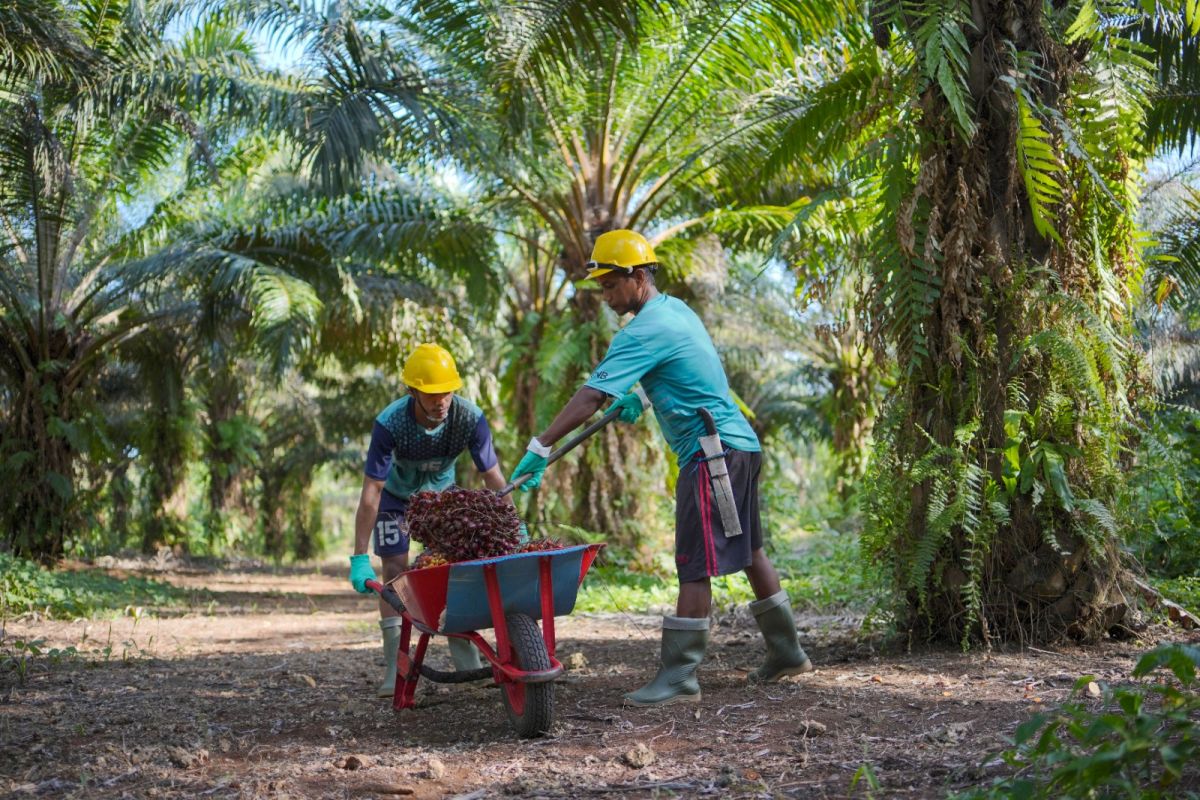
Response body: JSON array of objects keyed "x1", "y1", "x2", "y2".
[{"x1": 500, "y1": 613, "x2": 553, "y2": 738}]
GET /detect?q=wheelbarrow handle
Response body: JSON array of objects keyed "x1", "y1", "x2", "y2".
[
  {"x1": 497, "y1": 403, "x2": 624, "y2": 498},
  {"x1": 365, "y1": 578, "x2": 406, "y2": 615}
]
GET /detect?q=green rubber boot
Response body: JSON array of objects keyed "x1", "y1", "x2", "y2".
[
  {"x1": 748, "y1": 590, "x2": 813, "y2": 683},
  {"x1": 448, "y1": 636, "x2": 483, "y2": 671},
  {"x1": 623, "y1": 616, "x2": 708, "y2": 707},
  {"x1": 377, "y1": 617, "x2": 403, "y2": 697}
]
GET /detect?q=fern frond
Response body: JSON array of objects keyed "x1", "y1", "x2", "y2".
[
  {"x1": 911, "y1": 0, "x2": 976, "y2": 138},
  {"x1": 1025, "y1": 328, "x2": 1103, "y2": 406},
  {"x1": 1065, "y1": 0, "x2": 1100, "y2": 45},
  {"x1": 1075, "y1": 496, "x2": 1117, "y2": 537},
  {"x1": 1014, "y1": 90, "x2": 1064, "y2": 243}
]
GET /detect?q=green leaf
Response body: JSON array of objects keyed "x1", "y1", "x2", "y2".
[
  {"x1": 47, "y1": 417, "x2": 89, "y2": 452},
  {"x1": 1041, "y1": 447, "x2": 1074, "y2": 511},
  {"x1": 1003, "y1": 409, "x2": 1026, "y2": 439},
  {"x1": 1154, "y1": 275, "x2": 1177, "y2": 308},
  {"x1": 1015, "y1": 714, "x2": 1048, "y2": 745},
  {"x1": 1018, "y1": 450, "x2": 1038, "y2": 494},
  {"x1": 1014, "y1": 90, "x2": 1063, "y2": 243},
  {"x1": 1066, "y1": 0, "x2": 1099, "y2": 45},
  {"x1": 45, "y1": 471, "x2": 72, "y2": 501},
  {"x1": 4, "y1": 451, "x2": 34, "y2": 473},
  {"x1": 1133, "y1": 644, "x2": 1200, "y2": 685}
]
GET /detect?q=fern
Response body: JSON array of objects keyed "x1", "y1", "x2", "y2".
[
  {"x1": 910, "y1": 0, "x2": 977, "y2": 138},
  {"x1": 1024, "y1": 328, "x2": 1104, "y2": 406},
  {"x1": 1065, "y1": 0, "x2": 1100, "y2": 45},
  {"x1": 877, "y1": 192, "x2": 942, "y2": 371},
  {"x1": 1074, "y1": 496, "x2": 1118, "y2": 555},
  {"x1": 961, "y1": 476, "x2": 1003, "y2": 648},
  {"x1": 1014, "y1": 89, "x2": 1064, "y2": 244}
]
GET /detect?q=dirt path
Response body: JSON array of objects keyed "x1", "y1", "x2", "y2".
[{"x1": 1, "y1": 565, "x2": 1187, "y2": 799}]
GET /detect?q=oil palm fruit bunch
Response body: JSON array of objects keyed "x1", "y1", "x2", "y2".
[
  {"x1": 407, "y1": 489, "x2": 523, "y2": 562},
  {"x1": 412, "y1": 551, "x2": 449, "y2": 570},
  {"x1": 519, "y1": 538, "x2": 565, "y2": 553}
]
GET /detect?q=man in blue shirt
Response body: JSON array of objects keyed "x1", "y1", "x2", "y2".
[
  {"x1": 510, "y1": 230, "x2": 813, "y2": 707},
  {"x1": 348, "y1": 343, "x2": 510, "y2": 697}
]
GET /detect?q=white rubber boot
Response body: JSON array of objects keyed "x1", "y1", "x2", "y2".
[
  {"x1": 448, "y1": 636, "x2": 483, "y2": 671},
  {"x1": 377, "y1": 617, "x2": 403, "y2": 697}
]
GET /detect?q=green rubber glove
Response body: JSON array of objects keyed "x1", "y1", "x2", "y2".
[
  {"x1": 611, "y1": 390, "x2": 646, "y2": 424},
  {"x1": 349, "y1": 554, "x2": 376, "y2": 594},
  {"x1": 517, "y1": 521, "x2": 530, "y2": 544},
  {"x1": 510, "y1": 450, "x2": 548, "y2": 492}
]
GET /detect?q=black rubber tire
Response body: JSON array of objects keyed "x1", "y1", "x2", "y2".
[{"x1": 499, "y1": 613, "x2": 554, "y2": 738}]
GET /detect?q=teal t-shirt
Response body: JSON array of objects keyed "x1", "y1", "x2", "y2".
[{"x1": 584, "y1": 294, "x2": 759, "y2": 461}]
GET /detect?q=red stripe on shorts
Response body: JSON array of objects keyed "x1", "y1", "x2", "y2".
[{"x1": 699, "y1": 461, "x2": 717, "y2": 576}]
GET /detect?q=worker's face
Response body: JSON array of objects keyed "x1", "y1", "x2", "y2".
[
  {"x1": 597, "y1": 271, "x2": 643, "y2": 315},
  {"x1": 411, "y1": 388, "x2": 453, "y2": 424}
]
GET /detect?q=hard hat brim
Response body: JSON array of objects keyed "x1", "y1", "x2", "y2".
[
  {"x1": 585, "y1": 261, "x2": 655, "y2": 281},
  {"x1": 408, "y1": 377, "x2": 463, "y2": 393}
]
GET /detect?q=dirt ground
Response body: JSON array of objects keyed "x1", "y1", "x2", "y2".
[{"x1": 2, "y1": 563, "x2": 1196, "y2": 799}]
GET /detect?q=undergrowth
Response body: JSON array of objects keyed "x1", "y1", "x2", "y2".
[
  {"x1": 574, "y1": 529, "x2": 879, "y2": 616},
  {"x1": 0, "y1": 553, "x2": 191, "y2": 619},
  {"x1": 956, "y1": 643, "x2": 1200, "y2": 799},
  {"x1": 1153, "y1": 576, "x2": 1200, "y2": 615}
]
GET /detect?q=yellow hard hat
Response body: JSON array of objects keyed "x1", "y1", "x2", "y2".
[
  {"x1": 401, "y1": 343, "x2": 463, "y2": 393},
  {"x1": 586, "y1": 230, "x2": 658, "y2": 279}
]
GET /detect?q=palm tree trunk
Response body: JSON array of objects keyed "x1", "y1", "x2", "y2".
[
  {"x1": 138, "y1": 354, "x2": 191, "y2": 554},
  {"x1": 880, "y1": 0, "x2": 1136, "y2": 644},
  {"x1": 259, "y1": 470, "x2": 288, "y2": 561},
  {"x1": 2, "y1": 358, "x2": 78, "y2": 563},
  {"x1": 202, "y1": 363, "x2": 249, "y2": 548}
]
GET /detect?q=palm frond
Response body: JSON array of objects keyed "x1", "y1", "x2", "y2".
[
  {"x1": 760, "y1": 44, "x2": 890, "y2": 185},
  {"x1": 1135, "y1": 8, "x2": 1200, "y2": 154}
]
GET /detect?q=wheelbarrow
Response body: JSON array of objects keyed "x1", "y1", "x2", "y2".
[
  {"x1": 365, "y1": 543, "x2": 603, "y2": 737},
  {"x1": 361, "y1": 391, "x2": 645, "y2": 737}
]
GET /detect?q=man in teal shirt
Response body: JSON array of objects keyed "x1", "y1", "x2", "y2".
[{"x1": 510, "y1": 230, "x2": 813, "y2": 707}]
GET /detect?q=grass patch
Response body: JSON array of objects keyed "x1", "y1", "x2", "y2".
[
  {"x1": 575, "y1": 564, "x2": 679, "y2": 614},
  {"x1": 1153, "y1": 576, "x2": 1200, "y2": 615},
  {"x1": 575, "y1": 530, "x2": 878, "y2": 616},
  {"x1": 0, "y1": 553, "x2": 192, "y2": 619}
]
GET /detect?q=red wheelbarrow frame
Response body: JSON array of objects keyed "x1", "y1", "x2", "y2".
[{"x1": 364, "y1": 543, "x2": 603, "y2": 715}]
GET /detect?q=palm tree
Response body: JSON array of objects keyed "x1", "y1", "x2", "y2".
[
  {"x1": 771, "y1": 1, "x2": 1200, "y2": 643},
  {"x1": 262, "y1": 0, "x2": 853, "y2": 542},
  {"x1": 0, "y1": 0, "x2": 320, "y2": 561}
]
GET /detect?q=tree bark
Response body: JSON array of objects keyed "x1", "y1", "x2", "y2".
[{"x1": 877, "y1": 0, "x2": 1138, "y2": 644}]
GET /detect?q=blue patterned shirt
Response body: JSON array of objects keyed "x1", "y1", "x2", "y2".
[{"x1": 363, "y1": 395, "x2": 498, "y2": 501}]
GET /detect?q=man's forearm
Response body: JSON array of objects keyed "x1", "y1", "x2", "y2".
[
  {"x1": 536, "y1": 387, "x2": 608, "y2": 448},
  {"x1": 481, "y1": 465, "x2": 514, "y2": 505},
  {"x1": 353, "y1": 500, "x2": 378, "y2": 555}
]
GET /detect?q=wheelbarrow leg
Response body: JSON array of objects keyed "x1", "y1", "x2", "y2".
[{"x1": 394, "y1": 630, "x2": 429, "y2": 711}]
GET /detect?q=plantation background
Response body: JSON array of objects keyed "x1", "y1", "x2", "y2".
[{"x1": 3, "y1": 0, "x2": 1200, "y2": 796}]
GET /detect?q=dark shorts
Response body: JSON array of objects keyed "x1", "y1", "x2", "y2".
[
  {"x1": 373, "y1": 491, "x2": 410, "y2": 557},
  {"x1": 675, "y1": 448, "x2": 763, "y2": 583}
]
